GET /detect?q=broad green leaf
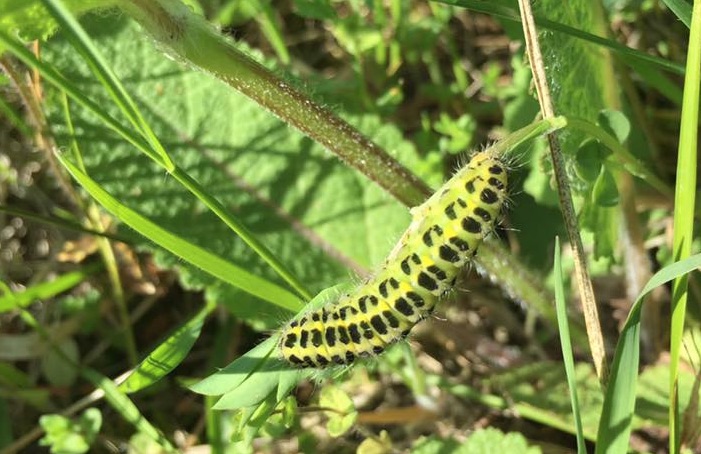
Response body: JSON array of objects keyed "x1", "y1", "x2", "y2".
[
  {"x1": 41, "y1": 14, "x2": 416, "y2": 329},
  {"x1": 40, "y1": 338, "x2": 80, "y2": 387},
  {"x1": 575, "y1": 139, "x2": 605, "y2": 183},
  {"x1": 293, "y1": 0, "x2": 337, "y2": 21},
  {"x1": 597, "y1": 110, "x2": 630, "y2": 145},
  {"x1": 456, "y1": 428, "x2": 541, "y2": 454},
  {"x1": 119, "y1": 301, "x2": 215, "y2": 394},
  {"x1": 592, "y1": 167, "x2": 620, "y2": 207},
  {"x1": 529, "y1": 1, "x2": 621, "y2": 257},
  {"x1": 0, "y1": 0, "x2": 114, "y2": 42},
  {"x1": 319, "y1": 384, "x2": 357, "y2": 437},
  {"x1": 39, "y1": 409, "x2": 101, "y2": 454}
]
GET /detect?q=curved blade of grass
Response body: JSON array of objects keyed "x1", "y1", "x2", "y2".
[
  {"x1": 119, "y1": 300, "x2": 216, "y2": 394},
  {"x1": 81, "y1": 368, "x2": 176, "y2": 452},
  {"x1": 0, "y1": 263, "x2": 102, "y2": 312},
  {"x1": 440, "y1": 377, "x2": 597, "y2": 440},
  {"x1": 190, "y1": 335, "x2": 280, "y2": 397},
  {"x1": 0, "y1": 92, "x2": 32, "y2": 136},
  {"x1": 0, "y1": 204, "x2": 130, "y2": 243},
  {"x1": 435, "y1": 0, "x2": 685, "y2": 75},
  {"x1": 55, "y1": 153, "x2": 303, "y2": 312},
  {"x1": 553, "y1": 237, "x2": 587, "y2": 454},
  {"x1": 0, "y1": 30, "x2": 312, "y2": 303},
  {"x1": 40, "y1": 0, "x2": 174, "y2": 170},
  {"x1": 596, "y1": 253, "x2": 701, "y2": 453},
  {"x1": 663, "y1": 0, "x2": 692, "y2": 28},
  {"x1": 0, "y1": 29, "x2": 153, "y2": 155},
  {"x1": 5, "y1": 292, "x2": 177, "y2": 453},
  {"x1": 669, "y1": 3, "x2": 700, "y2": 451}
]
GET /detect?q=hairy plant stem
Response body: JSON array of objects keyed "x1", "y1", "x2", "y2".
[{"x1": 116, "y1": 0, "x2": 565, "y2": 329}]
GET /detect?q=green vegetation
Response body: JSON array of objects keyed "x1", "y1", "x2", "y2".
[{"x1": 0, "y1": 0, "x2": 699, "y2": 452}]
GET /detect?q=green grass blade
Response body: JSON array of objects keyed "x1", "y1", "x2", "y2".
[
  {"x1": 596, "y1": 253, "x2": 701, "y2": 453},
  {"x1": 553, "y1": 237, "x2": 587, "y2": 454},
  {"x1": 5, "y1": 292, "x2": 177, "y2": 453},
  {"x1": 0, "y1": 204, "x2": 131, "y2": 244},
  {"x1": 119, "y1": 300, "x2": 216, "y2": 394},
  {"x1": 663, "y1": 0, "x2": 692, "y2": 28},
  {"x1": 168, "y1": 167, "x2": 313, "y2": 302},
  {"x1": 668, "y1": 3, "x2": 701, "y2": 451},
  {"x1": 0, "y1": 29, "x2": 312, "y2": 303},
  {"x1": 0, "y1": 397, "x2": 11, "y2": 448},
  {"x1": 0, "y1": 29, "x2": 153, "y2": 156},
  {"x1": 40, "y1": 0, "x2": 174, "y2": 170},
  {"x1": 255, "y1": 1, "x2": 290, "y2": 65},
  {"x1": 81, "y1": 368, "x2": 176, "y2": 452},
  {"x1": 55, "y1": 153, "x2": 303, "y2": 312},
  {"x1": 627, "y1": 60, "x2": 684, "y2": 106},
  {"x1": 0, "y1": 93, "x2": 32, "y2": 136},
  {"x1": 0, "y1": 263, "x2": 102, "y2": 312},
  {"x1": 435, "y1": 0, "x2": 685, "y2": 75}
]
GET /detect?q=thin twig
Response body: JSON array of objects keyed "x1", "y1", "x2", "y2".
[{"x1": 516, "y1": 0, "x2": 609, "y2": 383}]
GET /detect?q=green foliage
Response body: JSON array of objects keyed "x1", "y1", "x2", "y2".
[
  {"x1": 39, "y1": 408, "x2": 102, "y2": 454},
  {"x1": 119, "y1": 301, "x2": 215, "y2": 394},
  {"x1": 0, "y1": 0, "x2": 114, "y2": 42},
  {"x1": 0, "y1": 0, "x2": 697, "y2": 452},
  {"x1": 319, "y1": 385, "x2": 357, "y2": 437},
  {"x1": 412, "y1": 429, "x2": 541, "y2": 454},
  {"x1": 40, "y1": 13, "x2": 418, "y2": 328}
]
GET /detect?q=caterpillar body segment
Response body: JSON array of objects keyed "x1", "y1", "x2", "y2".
[{"x1": 279, "y1": 151, "x2": 508, "y2": 368}]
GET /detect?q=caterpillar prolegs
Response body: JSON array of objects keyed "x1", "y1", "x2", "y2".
[{"x1": 279, "y1": 151, "x2": 508, "y2": 368}]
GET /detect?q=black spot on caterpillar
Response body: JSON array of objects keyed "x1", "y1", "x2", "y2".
[{"x1": 279, "y1": 151, "x2": 507, "y2": 368}]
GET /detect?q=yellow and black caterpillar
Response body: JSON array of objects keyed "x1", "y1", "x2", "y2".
[{"x1": 279, "y1": 151, "x2": 507, "y2": 368}]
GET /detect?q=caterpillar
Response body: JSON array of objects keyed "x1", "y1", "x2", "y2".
[{"x1": 279, "y1": 151, "x2": 508, "y2": 368}]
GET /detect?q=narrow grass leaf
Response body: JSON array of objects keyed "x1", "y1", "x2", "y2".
[
  {"x1": 0, "y1": 263, "x2": 101, "y2": 312},
  {"x1": 9, "y1": 297, "x2": 176, "y2": 453},
  {"x1": 597, "y1": 253, "x2": 701, "y2": 453},
  {"x1": 192, "y1": 284, "x2": 348, "y2": 396},
  {"x1": 190, "y1": 336, "x2": 279, "y2": 396},
  {"x1": 436, "y1": 0, "x2": 685, "y2": 75},
  {"x1": 80, "y1": 368, "x2": 176, "y2": 452},
  {"x1": 55, "y1": 154, "x2": 303, "y2": 312},
  {"x1": 212, "y1": 360, "x2": 283, "y2": 410},
  {"x1": 2, "y1": 26, "x2": 312, "y2": 304},
  {"x1": 553, "y1": 237, "x2": 587, "y2": 454},
  {"x1": 40, "y1": 0, "x2": 173, "y2": 170},
  {"x1": 668, "y1": 4, "x2": 700, "y2": 451},
  {"x1": 0, "y1": 29, "x2": 153, "y2": 155},
  {"x1": 662, "y1": 0, "x2": 692, "y2": 28},
  {"x1": 119, "y1": 301, "x2": 216, "y2": 394},
  {"x1": 0, "y1": 205, "x2": 130, "y2": 243}
]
